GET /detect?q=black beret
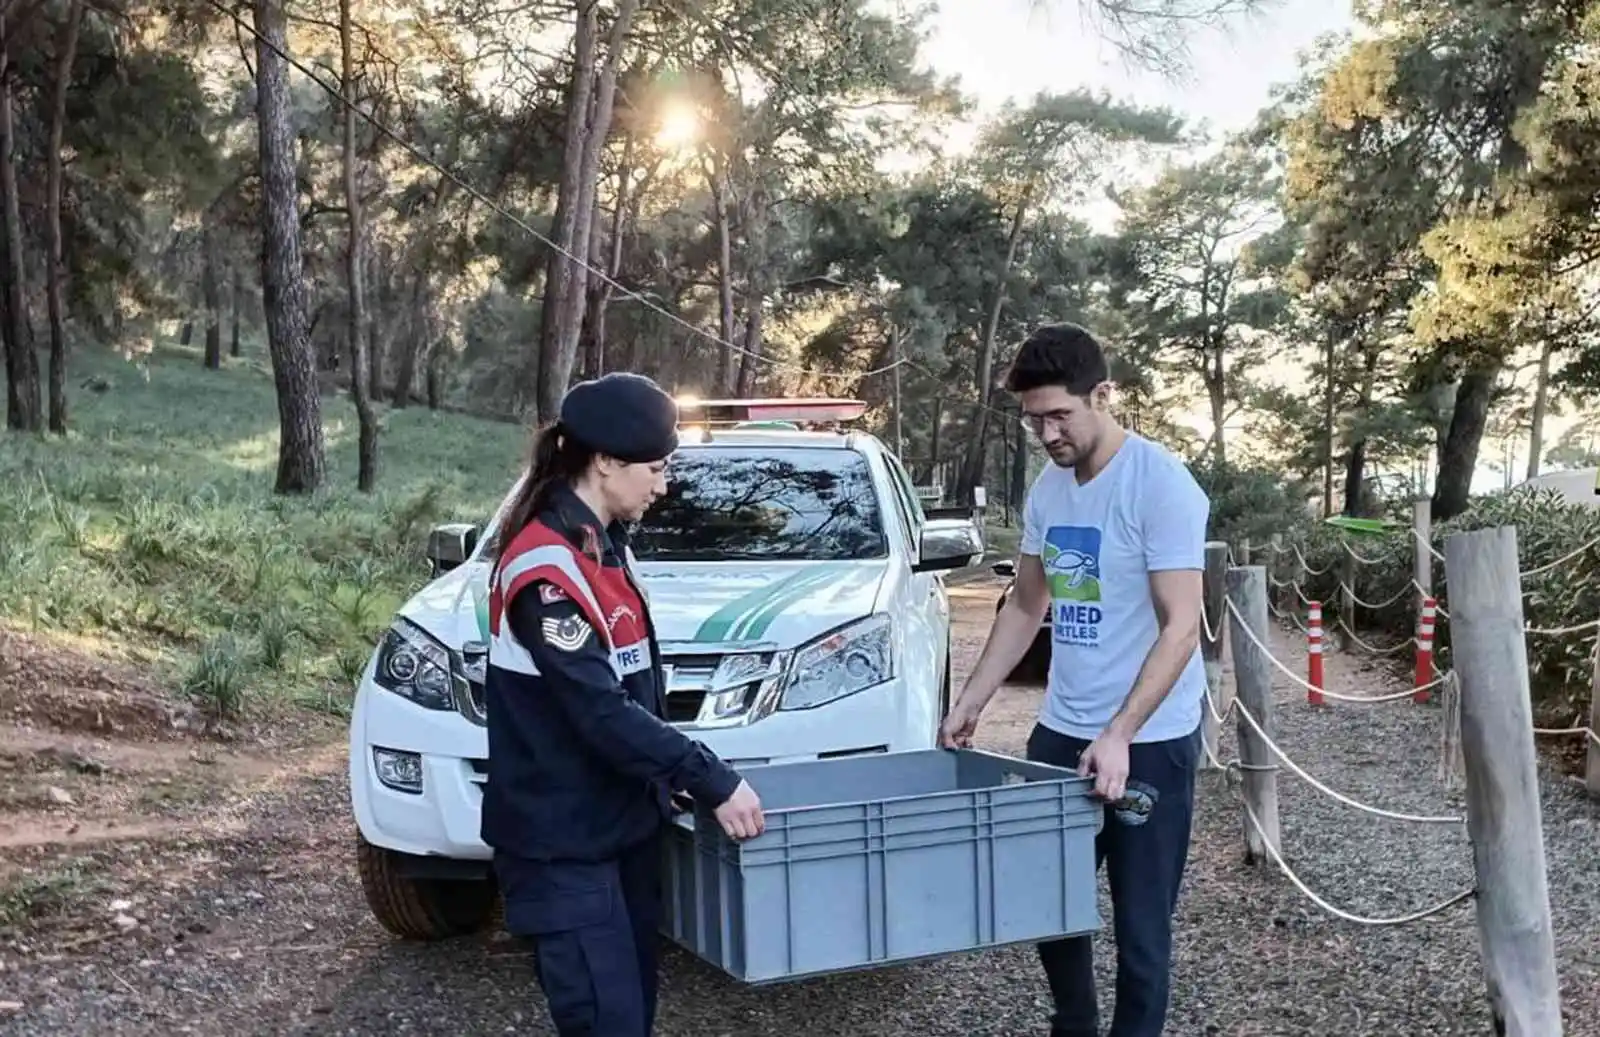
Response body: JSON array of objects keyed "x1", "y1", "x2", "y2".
[{"x1": 558, "y1": 372, "x2": 679, "y2": 463}]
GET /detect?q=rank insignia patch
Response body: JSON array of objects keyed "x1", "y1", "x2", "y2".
[{"x1": 541, "y1": 613, "x2": 592, "y2": 652}]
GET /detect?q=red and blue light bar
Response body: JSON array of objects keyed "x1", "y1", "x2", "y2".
[{"x1": 675, "y1": 396, "x2": 868, "y2": 426}]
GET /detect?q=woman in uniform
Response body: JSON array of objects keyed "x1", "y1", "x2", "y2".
[{"x1": 480, "y1": 371, "x2": 765, "y2": 1036}]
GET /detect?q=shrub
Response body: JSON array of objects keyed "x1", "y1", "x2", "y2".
[{"x1": 1190, "y1": 459, "x2": 1319, "y2": 549}]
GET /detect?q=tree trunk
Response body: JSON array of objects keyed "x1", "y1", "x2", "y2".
[
  {"x1": 254, "y1": 0, "x2": 325, "y2": 494},
  {"x1": 577, "y1": 196, "x2": 606, "y2": 379},
  {"x1": 1433, "y1": 362, "x2": 1498, "y2": 522},
  {"x1": 1527, "y1": 336, "x2": 1553, "y2": 481},
  {"x1": 584, "y1": 141, "x2": 633, "y2": 382},
  {"x1": 709, "y1": 157, "x2": 736, "y2": 393},
  {"x1": 1009, "y1": 411, "x2": 1028, "y2": 516},
  {"x1": 45, "y1": 0, "x2": 82, "y2": 435},
  {"x1": 1341, "y1": 346, "x2": 1379, "y2": 516},
  {"x1": 960, "y1": 187, "x2": 1029, "y2": 502},
  {"x1": 0, "y1": 34, "x2": 38, "y2": 433},
  {"x1": 735, "y1": 302, "x2": 764, "y2": 397},
  {"x1": 426, "y1": 348, "x2": 443, "y2": 409},
  {"x1": 230, "y1": 264, "x2": 243, "y2": 357},
  {"x1": 536, "y1": 0, "x2": 639, "y2": 421},
  {"x1": 367, "y1": 243, "x2": 387, "y2": 400},
  {"x1": 529, "y1": 2, "x2": 599, "y2": 421},
  {"x1": 393, "y1": 275, "x2": 424, "y2": 408},
  {"x1": 367, "y1": 310, "x2": 384, "y2": 400},
  {"x1": 1322, "y1": 329, "x2": 1336, "y2": 517},
  {"x1": 342, "y1": 0, "x2": 377, "y2": 492},
  {"x1": 202, "y1": 233, "x2": 222, "y2": 369},
  {"x1": 1206, "y1": 338, "x2": 1226, "y2": 467}
]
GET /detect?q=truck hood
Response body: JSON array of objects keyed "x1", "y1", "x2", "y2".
[
  {"x1": 634, "y1": 560, "x2": 887, "y2": 648},
  {"x1": 395, "y1": 557, "x2": 889, "y2": 652}
]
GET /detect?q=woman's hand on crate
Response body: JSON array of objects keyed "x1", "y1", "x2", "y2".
[{"x1": 714, "y1": 779, "x2": 766, "y2": 840}]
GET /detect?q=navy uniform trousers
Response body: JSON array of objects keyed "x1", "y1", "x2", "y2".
[{"x1": 495, "y1": 832, "x2": 664, "y2": 1036}]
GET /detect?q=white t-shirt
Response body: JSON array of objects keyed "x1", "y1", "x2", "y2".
[{"x1": 1019, "y1": 432, "x2": 1209, "y2": 744}]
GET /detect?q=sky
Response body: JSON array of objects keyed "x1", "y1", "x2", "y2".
[
  {"x1": 920, "y1": 0, "x2": 1353, "y2": 137},
  {"x1": 908, "y1": 0, "x2": 1582, "y2": 493}
]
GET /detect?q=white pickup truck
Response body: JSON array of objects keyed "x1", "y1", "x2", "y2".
[{"x1": 346, "y1": 398, "x2": 986, "y2": 939}]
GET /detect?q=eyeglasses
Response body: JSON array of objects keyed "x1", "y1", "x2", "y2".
[{"x1": 1020, "y1": 410, "x2": 1075, "y2": 435}]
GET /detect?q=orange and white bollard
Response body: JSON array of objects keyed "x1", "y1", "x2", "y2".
[
  {"x1": 1414, "y1": 597, "x2": 1436, "y2": 704},
  {"x1": 1307, "y1": 601, "x2": 1325, "y2": 707}
]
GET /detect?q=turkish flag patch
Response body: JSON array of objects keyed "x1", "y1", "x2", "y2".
[{"x1": 539, "y1": 584, "x2": 569, "y2": 605}]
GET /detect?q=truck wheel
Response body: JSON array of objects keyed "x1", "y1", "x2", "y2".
[{"x1": 356, "y1": 834, "x2": 498, "y2": 940}]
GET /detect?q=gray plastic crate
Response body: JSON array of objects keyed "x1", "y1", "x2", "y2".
[{"x1": 660, "y1": 748, "x2": 1103, "y2": 984}]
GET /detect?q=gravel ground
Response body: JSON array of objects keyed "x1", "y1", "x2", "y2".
[{"x1": 2, "y1": 573, "x2": 1597, "y2": 1036}]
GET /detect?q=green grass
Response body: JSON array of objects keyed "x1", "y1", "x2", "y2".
[
  {"x1": 0, "y1": 857, "x2": 108, "y2": 932},
  {"x1": 0, "y1": 342, "x2": 526, "y2": 726}
]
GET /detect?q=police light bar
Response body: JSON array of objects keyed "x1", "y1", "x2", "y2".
[{"x1": 675, "y1": 397, "x2": 868, "y2": 425}]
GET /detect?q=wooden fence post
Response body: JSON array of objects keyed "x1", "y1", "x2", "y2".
[
  {"x1": 1225, "y1": 564, "x2": 1279, "y2": 865},
  {"x1": 1587, "y1": 640, "x2": 1599, "y2": 799},
  {"x1": 1201, "y1": 541, "x2": 1228, "y2": 771},
  {"x1": 1413, "y1": 496, "x2": 1433, "y2": 608},
  {"x1": 1444, "y1": 525, "x2": 1563, "y2": 1036}
]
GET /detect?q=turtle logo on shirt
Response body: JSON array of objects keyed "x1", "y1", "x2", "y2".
[
  {"x1": 1042, "y1": 526, "x2": 1102, "y2": 603},
  {"x1": 1045, "y1": 547, "x2": 1097, "y2": 589}
]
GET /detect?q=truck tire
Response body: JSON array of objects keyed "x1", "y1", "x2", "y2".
[{"x1": 356, "y1": 834, "x2": 498, "y2": 940}]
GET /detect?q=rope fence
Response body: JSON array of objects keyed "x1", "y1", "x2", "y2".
[
  {"x1": 1237, "y1": 510, "x2": 1600, "y2": 773},
  {"x1": 1197, "y1": 520, "x2": 1588, "y2": 1027}
]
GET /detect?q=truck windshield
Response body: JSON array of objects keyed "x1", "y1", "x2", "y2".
[{"x1": 632, "y1": 446, "x2": 887, "y2": 562}]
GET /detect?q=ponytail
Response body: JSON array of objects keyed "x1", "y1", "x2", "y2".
[{"x1": 494, "y1": 422, "x2": 596, "y2": 564}]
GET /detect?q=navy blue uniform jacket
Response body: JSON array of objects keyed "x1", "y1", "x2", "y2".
[{"x1": 480, "y1": 485, "x2": 741, "y2": 863}]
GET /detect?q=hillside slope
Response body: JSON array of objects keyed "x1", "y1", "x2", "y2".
[{"x1": 0, "y1": 343, "x2": 526, "y2": 734}]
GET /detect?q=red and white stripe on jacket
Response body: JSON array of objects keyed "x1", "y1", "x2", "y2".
[{"x1": 487, "y1": 520, "x2": 653, "y2": 681}]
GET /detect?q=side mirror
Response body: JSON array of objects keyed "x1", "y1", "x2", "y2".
[
  {"x1": 912, "y1": 516, "x2": 985, "y2": 574},
  {"x1": 427, "y1": 522, "x2": 480, "y2": 577},
  {"x1": 990, "y1": 559, "x2": 1016, "y2": 578}
]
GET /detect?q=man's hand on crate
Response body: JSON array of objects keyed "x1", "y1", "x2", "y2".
[
  {"x1": 1075, "y1": 729, "x2": 1130, "y2": 802},
  {"x1": 938, "y1": 698, "x2": 983, "y2": 749},
  {"x1": 713, "y1": 779, "x2": 766, "y2": 840}
]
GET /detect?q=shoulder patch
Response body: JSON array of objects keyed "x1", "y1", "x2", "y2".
[
  {"x1": 541, "y1": 612, "x2": 593, "y2": 652},
  {"x1": 539, "y1": 583, "x2": 569, "y2": 605}
]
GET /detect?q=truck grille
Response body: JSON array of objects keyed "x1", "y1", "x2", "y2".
[{"x1": 660, "y1": 649, "x2": 788, "y2": 729}]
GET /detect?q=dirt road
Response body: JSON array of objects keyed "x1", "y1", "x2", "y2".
[{"x1": 3, "y1": 575, "x2": 1598, "y2": 1036}]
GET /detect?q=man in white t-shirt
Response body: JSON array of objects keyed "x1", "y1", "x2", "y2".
[{"x1": 940, "y1": 322, "x2": 1208, "y2": 1037}]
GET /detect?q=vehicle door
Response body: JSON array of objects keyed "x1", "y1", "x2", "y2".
[{"x1": 878, "y1": 449, "x2": 948, "y2": 710}]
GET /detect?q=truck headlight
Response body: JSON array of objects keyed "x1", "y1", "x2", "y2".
[
  {"x1": 372, "y1": 618, "x2": 455, "y2": 711},
  {"x1": 779, "y1": 614, "x2": 894, "y2": 711}
]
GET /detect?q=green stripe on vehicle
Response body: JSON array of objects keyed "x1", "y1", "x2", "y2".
[
  {"x1": 728, "y1": 564, "x2": 851, "y2": 642},
  {"x1": 692, "y1": 579, "x2": 789, "y2": 643},
  {"x1": 691, "y1": 565, "x2": 845, "y2": 643},
  {"x1": 474, "y1": 585, "x2": 490, "y2": 642}
]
